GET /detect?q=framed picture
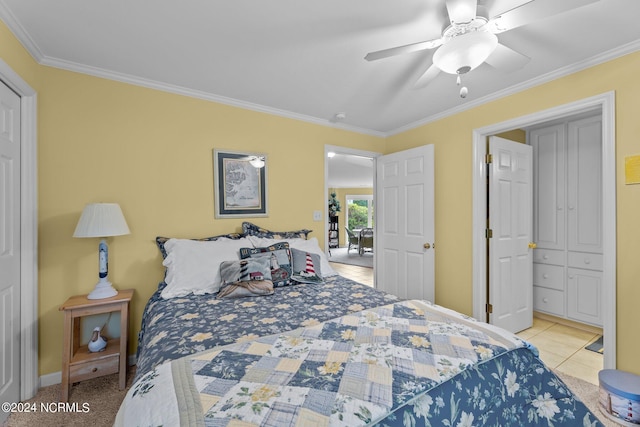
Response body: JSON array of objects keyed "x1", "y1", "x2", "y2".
[{"x1": 213, "y1": 149, "x2": 268, "y2": 218}]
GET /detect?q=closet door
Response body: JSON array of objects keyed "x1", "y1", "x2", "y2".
[
  {"x1": 567, "y1": 116, "x2": 602, "y2": 254},
  {"x1": 531, "y1": 124, "x2": 565, "y2": 251}
]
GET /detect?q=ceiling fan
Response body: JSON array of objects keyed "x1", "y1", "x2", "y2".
[{"x1": 365, "y1": 0, "x2": 599, "y2": 97}]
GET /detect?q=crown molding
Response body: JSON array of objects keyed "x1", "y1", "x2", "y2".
[
  {"x1": 2, "y1": 0, "x2": 638, "y2": 139},
  {"x1": 38, "y1": 55, "x2": 386, "y2": 139},
  {"x1": 386, "y1": 39, "x2": 640, "y2": 136},
  {"x1": 0, "y1": 2, "x2": 45, "y2": 62}
]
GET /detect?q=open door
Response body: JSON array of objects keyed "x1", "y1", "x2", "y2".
[
  {"x1": 376, "y1": 145, "x2": 434, "y2": 301},
  {"x1": 488, "y1": 136, "x2": 533, "y2": 333},
  {"x1": 0, "y1": 79, "x2": 21, "y2": 423}
]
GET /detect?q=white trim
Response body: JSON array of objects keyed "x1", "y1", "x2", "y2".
[
  {"x1": 1, "y1": 0, "x2": 636, "y2": 138},
  {"x1": 0, "y1": 59, "x2": 39, "y2": 400},
  {"x1": 471, "y1": 92, "x2": 616, "y2": 369},
  {"x1": 41, "y1": 57, "x2": 386, "y2": 139},
  {"x1": 388, "y1": 41, "x2": 639, "y2": 136}
]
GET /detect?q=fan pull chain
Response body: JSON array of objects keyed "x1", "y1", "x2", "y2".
[{"x1": 456, "y1": 74, "x2": 468, "y2": 98}]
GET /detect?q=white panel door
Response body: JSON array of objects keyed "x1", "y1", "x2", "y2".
[
  {"x1": 489, "y1": 136, "x2": 533, "y2": 333},
  {"x1": 0, "y1": 80, "x2": 21, "y2": 423},
  {"x1": 376, "y1": 145, "x2": 434, "y2": 301}
]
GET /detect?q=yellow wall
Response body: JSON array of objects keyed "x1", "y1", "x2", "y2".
[
  {"x1": 2, "y1": 20, "x2": 385, "y2": 375},
  {"x1": 330, "y1": 188, "x2": 374, "y2": 246},
  {"x1": 386, "y1": 51, "x2": 640, "y2": 375},
  {"x1": 2, "y1": 17, "x2": 639, "y2": 378}
]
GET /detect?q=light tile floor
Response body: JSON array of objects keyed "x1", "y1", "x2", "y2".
[
  {"x1": 517, "y1": 317, "x2": 603, "y2": 385},
  {"x1": 329, "y1": 261, "x2": 374, "y2": 287},
  {"x1": 331, "y1": 261, "x2": 603, "y2": 385}
]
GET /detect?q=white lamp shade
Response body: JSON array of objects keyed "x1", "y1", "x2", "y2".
[
  {"x1": 433, "y1": 31, "x2": 498, "y2": 75},
  {"x1": 73, "y1": 203, "x2": 130, "y2": 238}
]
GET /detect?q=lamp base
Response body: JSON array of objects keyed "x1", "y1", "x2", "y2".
[{"x1": 87, "y1": 280, "x2": 118, "y2": 300}]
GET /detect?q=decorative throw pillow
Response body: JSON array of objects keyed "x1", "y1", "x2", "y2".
[
  {"x1": 288, "y1": 237, "x2": 338, "y2": 277},
  {"x1": 239, "y1": 242, "x2": 293, "y2": 287},
  {"x1": 160, "y1": 237, "x2": 250, "y2": 299},
  {"x1": 242, "y1": 221, "x2": 312, "y2": 240},
  {"x1": 217, "y1": 258, "x2": 274, "y2": 299},
  {"x1": 291, "y1": 248, "x2": 324, "y2": 284}
]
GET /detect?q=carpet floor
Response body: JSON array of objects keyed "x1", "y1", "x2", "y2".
[
  {"x1": 328, "y1": 246, "x2": 373, "y2": 268},
  {"x1": 2, "y1": 366, "x2": 617, "y2": 426}
]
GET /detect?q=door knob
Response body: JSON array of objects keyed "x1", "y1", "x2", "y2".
[
  {"x1": 528, "y1": 242, "x2": 537, "y2": 249},
  {"x1": 423, "y1": 243, "x2": 431, "y2": 249}
]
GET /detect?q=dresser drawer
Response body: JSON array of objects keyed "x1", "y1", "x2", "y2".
[
  {"x1": 533, "y1": 248, "x2": 565, "y2": 266},
  {"x1": 568, "y1": 252, "x2": 603, "y2": 271},
  {"x1": 533, "y1": 286, "x2": 564, "y2": 317},
  {"x1": 70, "y1": 353, "x2": 119, "y2": 383},
  {"x1": 533, "y1": 263, "x2": 564, "y2": 291}
]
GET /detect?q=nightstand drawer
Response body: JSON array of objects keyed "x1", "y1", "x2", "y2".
[{"x1": 70, "y1": 353, "x2": 119, "y2": 382}]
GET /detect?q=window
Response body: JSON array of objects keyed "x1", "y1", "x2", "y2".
[{"x1": 346, "y1": 195, "x2": 373, "y2": 230}]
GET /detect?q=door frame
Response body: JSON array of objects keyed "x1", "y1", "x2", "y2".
[
  {"x1": 0, "y1": 59, "x2": 39, "y2": 399},
  {"x1": 324, "y1": 145, "x2": 380, "y2": 267},
  {"x1": 471, "y1": 92, "x2": 616, "y2": 369}
]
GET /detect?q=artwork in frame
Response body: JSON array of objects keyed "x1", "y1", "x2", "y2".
[{"x1": 213, "y1": 149, "x2": 268, "y2": 218}]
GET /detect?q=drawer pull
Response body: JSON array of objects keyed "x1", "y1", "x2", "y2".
[
  {"x1": 543, "y1": 274, "x2": 548, "y2": 279},
  {"x1": 584, "y1": 259, "x2": 591, "y2": 264},
  {"x1": 543, "y1": 298, "x2": 549, "y2": 303},
  {"x1": 569, "y1": 275, "x2": 574, "y2": 279},
  {"x1": 543, "y1": 255, "x2": 549, "y2": 260},
  {"x1": 92, "y1": 368, "x2": 98, "y2": 373}
]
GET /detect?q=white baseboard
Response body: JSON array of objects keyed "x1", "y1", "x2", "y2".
[{"x1": 39, "y1": 354, "x2": 137, "y2": 388}]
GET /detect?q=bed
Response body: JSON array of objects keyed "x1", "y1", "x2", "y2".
[{"x1": 116, "y1": 223, "x2": 604, "y2": 426}]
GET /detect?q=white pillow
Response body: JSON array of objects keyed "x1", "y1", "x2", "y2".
[
  {"x1": 161, "y1": 237, "x2": 250, "y2": 299},
  {"x1": 246, "y1": 236, "x2": 337, "y2": 277}
]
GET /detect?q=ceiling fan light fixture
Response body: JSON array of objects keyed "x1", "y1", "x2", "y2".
[
  {"x1": 249, "y1": 156, "x2": 265, "y2": 168},
  {"x1": 432, "y1": 30, "x2": 498, "y2": 75}
]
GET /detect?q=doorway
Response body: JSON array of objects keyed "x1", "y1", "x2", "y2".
[
  {"x1": 324, "y1": 145, "x2": 379, "y2": 270},
  {"x1": 471, "y1": 92, "x2": 616, "y2": 370}
]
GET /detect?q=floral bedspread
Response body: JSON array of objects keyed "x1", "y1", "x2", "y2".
[
  {"x1": 117, "y1": 299, "x2": 601, "y2": 426},
  {"x1": 135, "y1": 275, "x2": 399, "y2": 381}
]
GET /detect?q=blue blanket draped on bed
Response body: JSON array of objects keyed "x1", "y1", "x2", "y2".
[
  {"x1": 135, "y1": 275, "x2": 399, "y2": 381},
  {"x1": 120, "y1": 298, "x2": 602, "y2": 426}
]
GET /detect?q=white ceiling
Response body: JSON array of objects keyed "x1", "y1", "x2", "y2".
[
  {"x1": 1, "y1": 0, "x2": 639, "y2": 136},
  {"x1": 327, "y1": 153, "x2": 374, "y2": 188}
]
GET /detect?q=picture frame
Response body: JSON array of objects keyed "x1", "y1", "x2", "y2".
[{"x1": 213, "y1": 149, "x2": 268, "y2": 218}]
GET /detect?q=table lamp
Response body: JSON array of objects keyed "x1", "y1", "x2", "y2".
[{"x1": 73, "y1": 203, "x2": 130, "y2": 299}]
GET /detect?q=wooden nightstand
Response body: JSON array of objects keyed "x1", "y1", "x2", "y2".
[{"x1": 59, "y1": 289, "x2": 133, "y2": 402}]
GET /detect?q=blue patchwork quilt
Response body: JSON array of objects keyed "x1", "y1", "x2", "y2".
[
  {"x1": 135, "y1": 275, "x2": 399, "y2": 381},
  {"x1": 121, "y1": 297, "x2": 603, "y2": 426}
]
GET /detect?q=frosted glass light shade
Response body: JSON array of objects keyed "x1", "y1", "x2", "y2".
[
  {"x1": 433, "y1": 31, "x2": 498, "y2": 75},
  {"x1": 73, "y1": 203, "x2": 130, "y2": 238}
]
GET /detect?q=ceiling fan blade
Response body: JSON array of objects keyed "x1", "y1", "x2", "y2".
[
  {"x1": 487, "y1": 0, "x2": 600, "y2": 33},
  {"x1": 365, "y1": 38, "x2": 443, "y2": 61},
  {"x1": 446, "y1": 0, "x2": 478, "y2": 24},
  {"x1": 485, "y1": 43, "x2": 530, "y2": 72},
  {"x1": 414, "y1": 63, "x2": 442, "y2": 89}
]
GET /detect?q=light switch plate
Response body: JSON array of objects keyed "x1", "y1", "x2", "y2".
[{"x1": 313, "y1": 210, "x2": 322, "y2": 221}]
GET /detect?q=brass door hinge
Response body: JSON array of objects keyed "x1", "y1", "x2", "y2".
[
  {"x1": 485, "y1": 153, "x2": 493, "y2": 164},
  {"x1": 486, "y1": 303, "x2": 493, "y2": 314},
  {"x1": 486, "y1": 228, "x2": 493, "y2": 239}
]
